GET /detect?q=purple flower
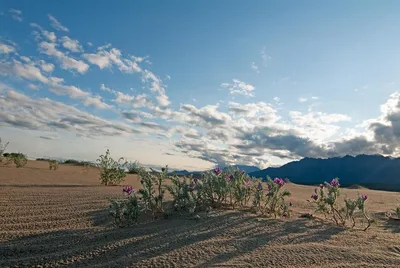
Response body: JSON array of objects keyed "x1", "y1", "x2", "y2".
[
  {"x1": 241, "y1": 170, "x2": 245, "y2": 175},
  {"x1": 311, "y1": 193, "x2": 318, "y2": 201},
  {"x1": 225, "y1": 173, "x2": 233, "y2": 182},
  {"x1": 189, "y1": 185, "x2": 195, "y2": 192},
  {"x1": 329, "y1": 179, "x2": 340, "y2": 187},
  {"x1": 257, "y1": 181, "x2": 263, "y2": 191},
  {"x1": 361, "y1": 194, "x2": 368, "y2": 201},
  {"x1": 214, "y1": 167, "x2": 222, "y2": 175},
  {"x1": 123, "y1": 186, "x2": 133, "y2": 195},
  {"x1": 244, "y1": 180, "x2": 251, "y2": 188},
  {"x1": 273, "y1": 178, "x2": 285, "y2": 186},
  {"x1": 193, "y1": 177, "x2": 198, "y2": 184}
]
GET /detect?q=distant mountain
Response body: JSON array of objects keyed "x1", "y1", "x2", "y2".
[
  {"x1": 170, "y1": 165, "x2": 260, "y2": 176},
  {"x1": 230, "y1": 165, "x2": 261, "y2": 174},
  {"x1": 249, "y1": 154, "x2": 400, "y2": 191}
]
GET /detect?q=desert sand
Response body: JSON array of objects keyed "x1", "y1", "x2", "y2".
[{"x1": 1, "y1": 160, "x2": 400, "y2": 267}]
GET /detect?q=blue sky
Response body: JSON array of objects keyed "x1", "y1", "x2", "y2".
[{"x1": 1, "y1": 1, "x2": 400, "y2": 171}]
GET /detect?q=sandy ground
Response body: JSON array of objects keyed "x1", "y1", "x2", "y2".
[{"x1": 0, "y1": 160, "x2": 400, "y2": 267}]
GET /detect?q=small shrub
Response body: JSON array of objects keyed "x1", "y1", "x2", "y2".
[
  {"x1": 165, "y1": 175, "x2": 198, "y2": 214},
  {"x1": 126, "y1": 160, "x2": 141, "y2": 174},
  {"x1": 5, "y1": 153, "x2": 28, "y2": 168},
  {"x1": 97, "y1": 149, "x2": 127, "y2": 186},
  {"x1": 137, "y1": 166, "x2": 167, "y2": 218},
  {"x1": 310, "y1": 178, "x2": 373, "y2": 230},
  {"x1": 48, "y1": 160, "x2": 59, "y2": 170},
  {"x1": 263, "y1": 177, "x2": 291, "y2": 218},
  {"x1": 0, "y1": 138, "x2": 9, "y2": 163},
  {"x1": 109, "y1": 186, "x2": 141, "y2": 227}
]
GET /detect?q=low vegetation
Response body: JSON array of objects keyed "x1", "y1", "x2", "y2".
[
  {"x1": 309, "y1": 178, "x2": 374, "y2": 231},
  {"x1": 0, "y1": 138, "x2": 9, "y2": 163},
  {"x1": 97, "y1": 149, "x2": 127, "y2": 186},
  {"x1": 108, "y1": 163, "x2": 292, "y2": 227},
  {"x1": 126, "y1": 160, "x2": 141, "y2": 174},
  {"x1": 48, "y1": 160, "x2": 59, "y2": 171}
]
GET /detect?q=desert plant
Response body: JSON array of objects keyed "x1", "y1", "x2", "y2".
[
  {"x1": 0, "y1": 138, "x2": 9, "y2": 163},
  {"x1": 165, "y1": 175, "x2": 199, "y2": 214},
  {"x1": 6, "y1": 153, "x2": 28, "y2": 168},
  {"x1": 96, "y1": 149, "x2": 127, "y2": 186},
  {"x1": 109, "y1": 186, "x2": 141, "y2": 227},
  {"x1": 252, "y1": 180, "x2": 264, "y2": 211},
  {"x1": 137, "y1": 166, "x2": 167, "y2": 218},
  {"x1": 310, "y1": 179, "x2": 373, "y2": 230},
  {"x1": 126, "y1": 160, "x2": 141, "y2": 174},
  {"x1": 263, "y1": 177, "x2": 291, "y2": 218},
  {"x1": 48, "y1": 160, "x2": 59, "y2": 170}
]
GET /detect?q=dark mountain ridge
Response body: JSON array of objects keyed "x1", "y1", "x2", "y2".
[{"x1": 249, "y1": 154, "x2": 400, "y2": 191}]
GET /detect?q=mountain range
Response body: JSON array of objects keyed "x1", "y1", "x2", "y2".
[
  {"x1": 171, "y1": 155, "x2": 400, "y2": 192},
  {"x1": 249, "y1": 154, "x2": 400, "y2": 191}
]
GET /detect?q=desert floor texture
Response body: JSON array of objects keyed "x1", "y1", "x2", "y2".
[{"x1": 1, "y1": 160, "x2": 400, "y2": 267}]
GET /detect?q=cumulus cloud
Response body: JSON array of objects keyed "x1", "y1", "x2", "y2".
[
  {"x1": 48, "y1": 14, "x2": 69, "y2": 32},
  {"x1": 221, "y1": 79, "x2": 255, "y2": 97},
  {"x1": 298, "y1": 97, "x2": 308, "y2": 103},
  {"x1": 39, "y1": 41, "x2": 89, "y2": 73},
  {"x1": 0, "y1": 57, "x2": 109, "y2": 109},
  {"x1": 83, "y1": 45, "x2": 141, "y2": 73},
  {"x1": 0, "y1": 41, "x2": 16, "y2": 54},
  {"x1": 0, "y1": 87, "x2": 139, "y2": 137},
  {"x1": 9, "y1": 9, "x2": 22, "y2": 22},
  {"x1": 60, "y1": 36, "x2": 83, "y2": 52}
]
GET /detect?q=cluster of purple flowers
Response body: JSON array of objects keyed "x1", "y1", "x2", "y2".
[
  {"x1": 193, "y1": 177, "x2": 198, "y2": 184},
  {"x1": 225, "y1": 173, "x2": 233, "y2": 182},
  {"x1": 311, "y1": 188, "x2": 319, "y2": 200},
  {"x1": 123, "y1": 186, "x2": 134, "y2": 195},
  {"x1": 329, "y1": 179, "x2": 340, "y2": 187},
  {"x1": 214, "y1": 167, "x2": 222, "y2": 175},
  {"x1": 273, "y1": 178, "x2": 286, "y2": 186},
  {"x1": 361, "y1": 194, "x2": 368, "y2": 201}
]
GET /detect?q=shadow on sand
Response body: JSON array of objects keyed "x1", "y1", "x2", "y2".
[{"x1": 0, "y1": 208, "x2": 344, "y2": 267}]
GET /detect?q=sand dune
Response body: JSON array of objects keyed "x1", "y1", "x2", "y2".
[{"x1": 1, "y1": 160, "x2": 399, "y2": 267}]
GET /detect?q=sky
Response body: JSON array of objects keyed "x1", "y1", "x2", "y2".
[{"x1": 1, "y1": 1, "x2": 400, "y2": 171}]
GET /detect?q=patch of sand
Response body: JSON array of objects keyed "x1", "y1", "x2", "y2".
[{"x1": 0, "y1": 161, "x2": 399, "y2": 267}]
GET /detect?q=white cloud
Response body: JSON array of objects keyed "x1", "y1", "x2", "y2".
[
  {"x1": 28, "y1": 84, "x2": 39, "y2": 90},
  {"x1": 87, "y1": 42, "x2": 93, "y2": 47},
  {"x1": 60, "y1": 36, "x2": 83, "y2": 52},
  {"x1": 0, "y1": 42, "x2": 15, "y2": 54},
  {"x1": 298, "y1": 97, "x2": 308, "y2": 103},
  {"x1": 9, "y1": 9, "x2": 22, "y2": 22},
  {"x1": 311, "y1": 96, "x2": 319, "y2": 100},
  {"x1": 251, "y1": 62, "x2": 259, "y2": 73},
  {"x1": 83, "y1": 45, "x2": 141, "y2": 73},
  {"x1": 37, "y1": 60, "x2": 55, "y2": 73},
  {"x1": 39, "y1": 41, "x2": 89, "y2": 74},
  {"x1": 48, "y1": 14, "x2": 69, "y2": 32},
  {"x1": 221, "y1": 79, "x2": 255, "y2": 97}
]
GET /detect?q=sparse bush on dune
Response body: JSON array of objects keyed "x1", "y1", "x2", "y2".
[
  {"x1": 3, "y1": 152, "x2": 28, "y2": 168},
  {"x1": 310, "y1": 178, "x2": 374, "y2": 231},
  {"x1": 48, "y1": 160, "x2": 59, "y2": 171},
  {"x1": 97, "y1": 149, "x2": 127, "y2": 186},
  {"x1": 0, "y1": 138, "x2": 9, "y2": 163},
  {"x1": 137, "y1": 166, "x2": 167, "y2": 218},
  {"x1": 108, "y1": 165, "x2": 292, "y2": 227},
  {"x1": 126, "y1": 160, "x2": 141, "y2": 174}
]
